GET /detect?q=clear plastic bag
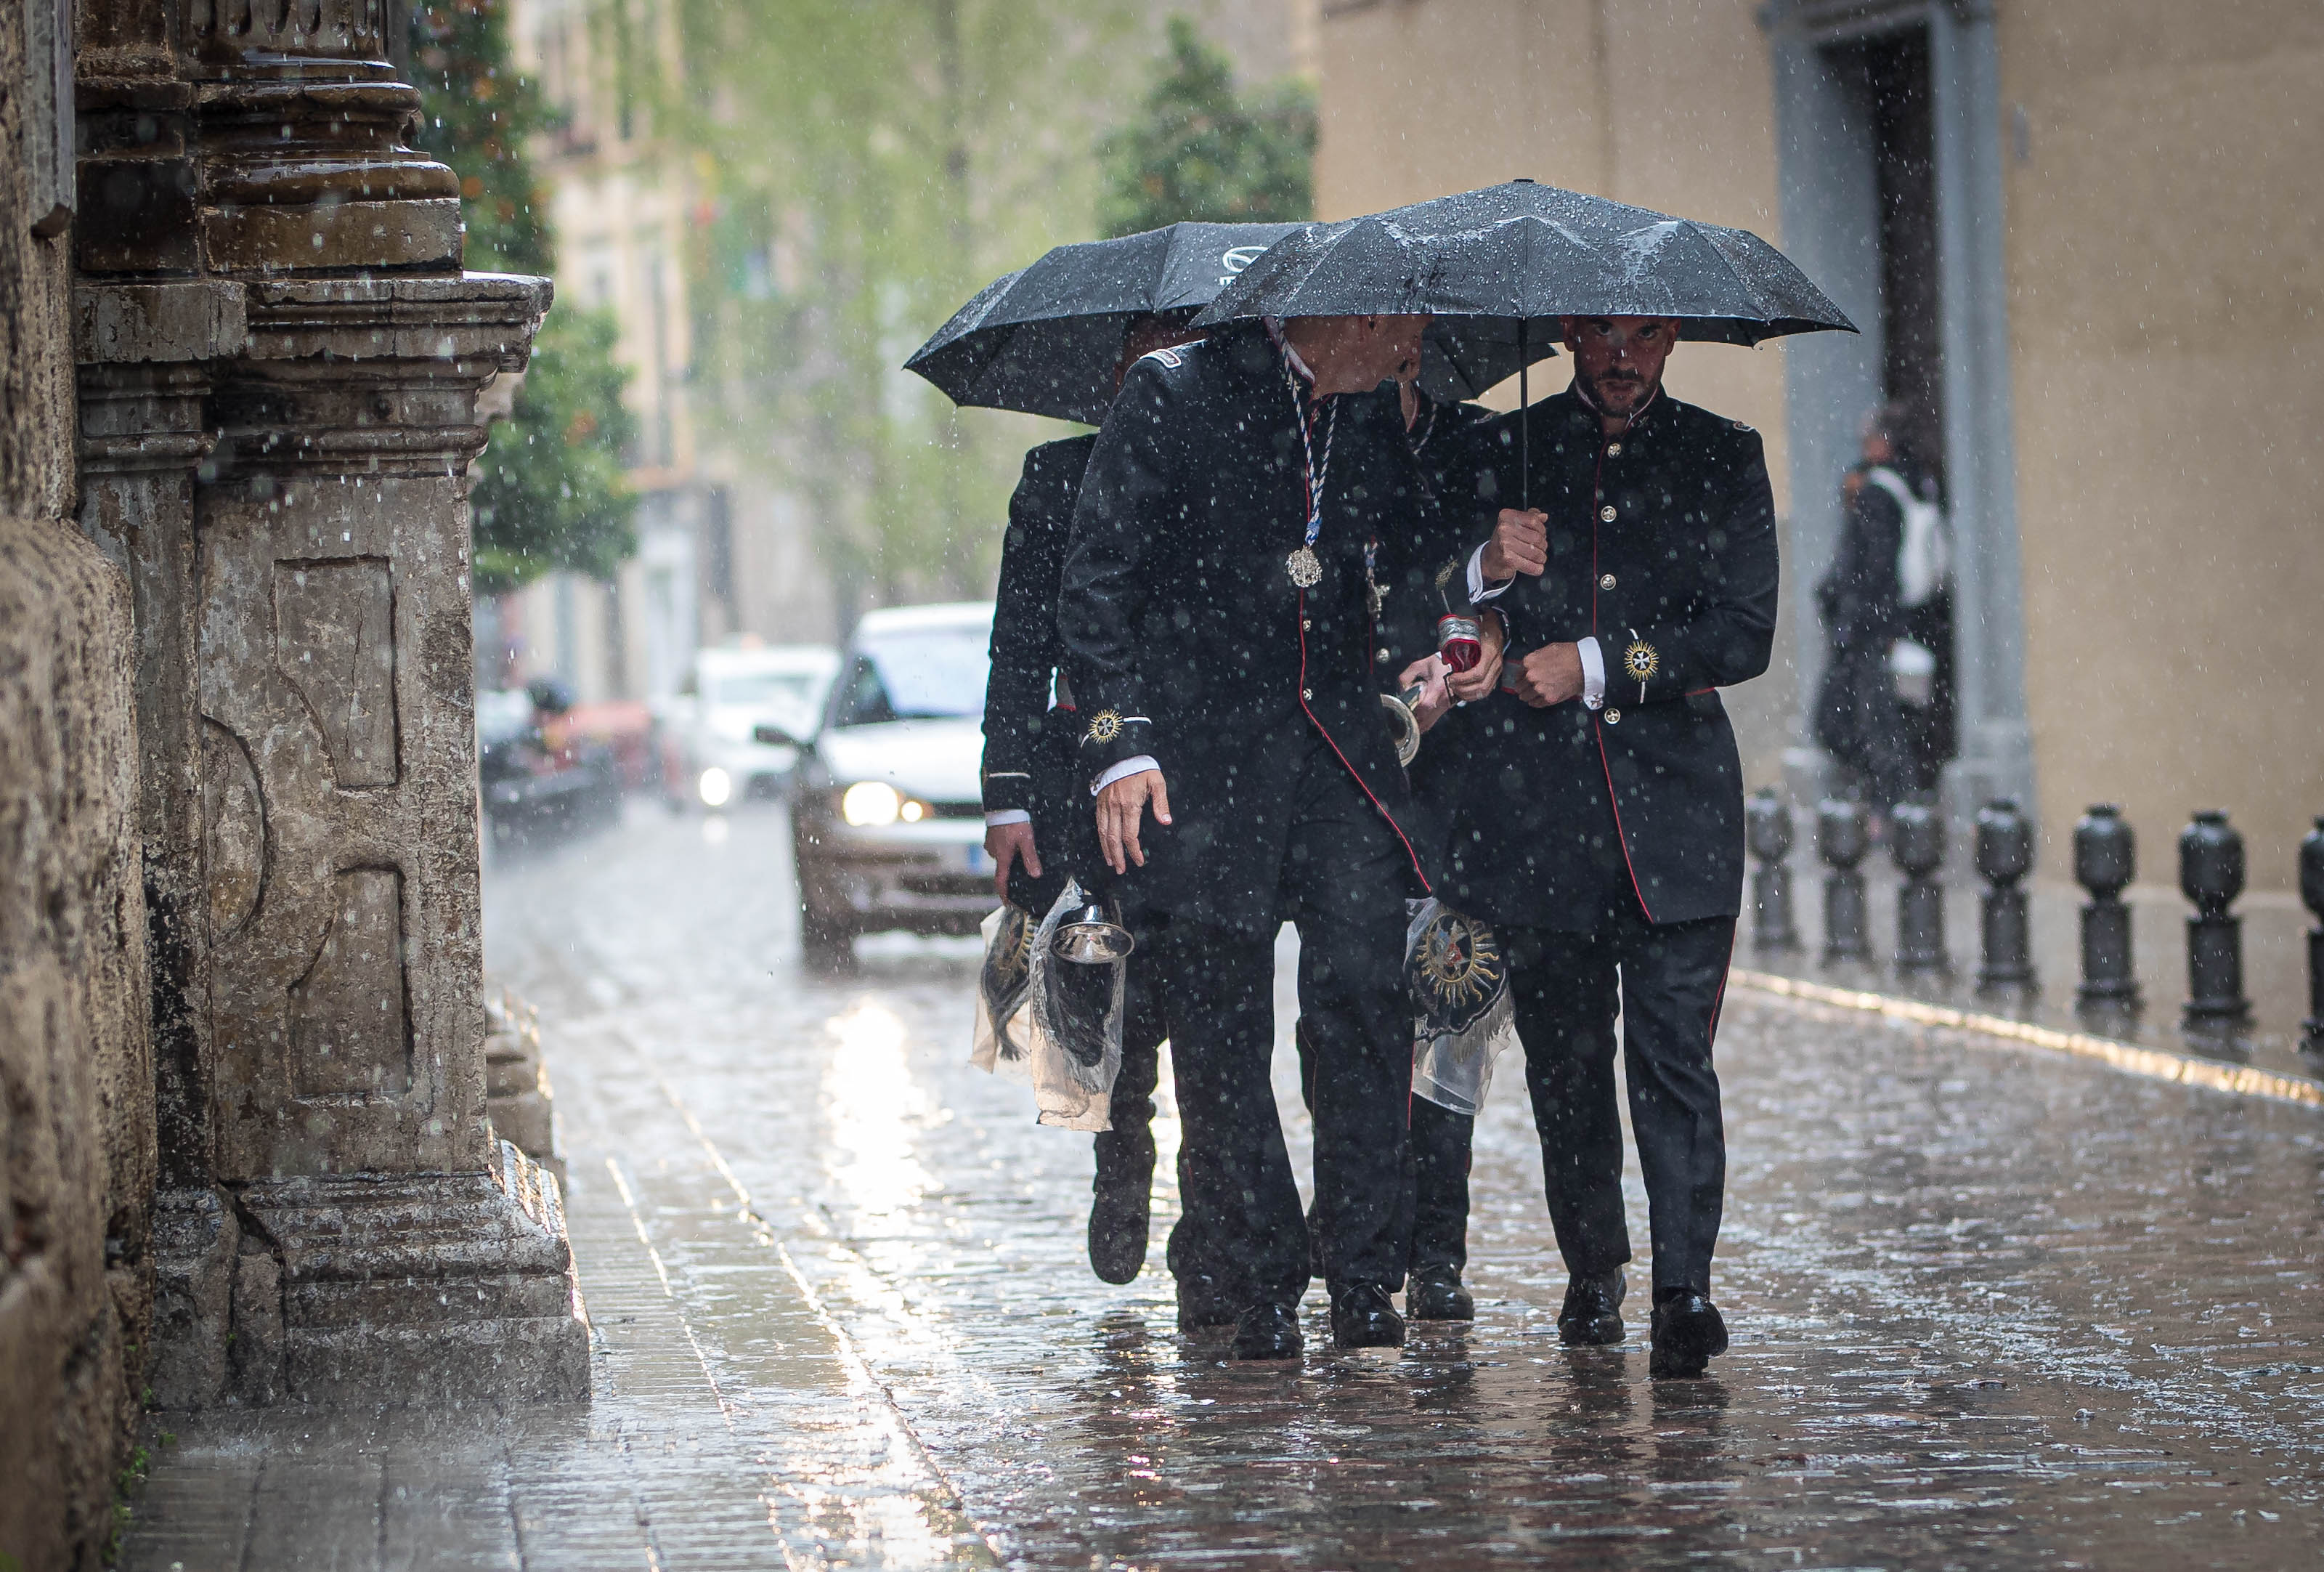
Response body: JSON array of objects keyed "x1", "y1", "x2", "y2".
[
  {"x1": 1407, "y1": 898, "x2": 1519, "y2": 1116},
  {"x1": 970, "y1": 880, "x2": 1126, "y2": 1131}
]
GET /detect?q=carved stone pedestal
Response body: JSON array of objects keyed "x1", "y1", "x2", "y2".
[{"x1": 229, "y1": 1143, "x2": 585, "y2": 1406}]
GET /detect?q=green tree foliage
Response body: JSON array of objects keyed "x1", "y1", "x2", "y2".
[
  {"x1": 469, "y1": 310, "x2": 641, "y2": 596},
  {"x1": 409, "y1": 0, "x2": 637, "y2": 593},
  {"x1": 1096, "y1": 17, "x2": 1315, "y2": 238},
  {"x1": 409, "y1": 0, "x2": 554, "y2": 276},
  {"x1": 670, "y1": 0, "x2": 1142, "y2": 609}
]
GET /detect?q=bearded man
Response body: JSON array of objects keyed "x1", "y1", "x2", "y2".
[{"x1": 1442, "y1": 315, "x2": 1778, "y2": 1377}]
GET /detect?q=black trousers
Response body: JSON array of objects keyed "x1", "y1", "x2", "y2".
[
  {"x1": 1157, "y1": 744, "x2": 1416, "y2": 1306},
  {"x1": 1504, "y1": 897, "x2": 1734, "y2": 1296},
  {"x1": 1296, "y1": 1016, "x2": 1474, "y2": 1280}
]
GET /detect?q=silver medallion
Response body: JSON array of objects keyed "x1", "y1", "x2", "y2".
[{"x1": 1287, "y1": 546, "x2": 1323, "y2": 588}]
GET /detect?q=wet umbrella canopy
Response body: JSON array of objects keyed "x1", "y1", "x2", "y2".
[
  {"x1": 1194, "y1": 179, "x2": 1855, "y2": 503},
  {"x1": 904, "y1": 221, "x2": 1306, "y2": 426},
  {"x1": 906, "y1": 218, "x2": 1558, "y2": 423},
  {"x1": 1193, "y1": 179, "x2": 1857, "y2": 348}
]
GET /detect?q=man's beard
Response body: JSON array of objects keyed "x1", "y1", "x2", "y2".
[{"x1": 1585, "y1": 368, "x2": 1655, "y2": 410}]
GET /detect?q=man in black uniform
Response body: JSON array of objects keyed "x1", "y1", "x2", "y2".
[
  {"x1": 980, "y1": 314, "x2": 1228, "y2": 1318},
  {"x1": 1059, "y1": 312, "x2": 1479, "y2": 1359},
  {"x1": 1442, "y1": 314, "x2": 1777, "y2": 1377}
]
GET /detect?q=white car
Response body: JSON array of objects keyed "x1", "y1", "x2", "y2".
[
  {"x1": 784, "y1": 603, "x2": 997, "y2": 969},
  {"x1": 662, "y1": 644, "x2": 840, "y2": 809}
]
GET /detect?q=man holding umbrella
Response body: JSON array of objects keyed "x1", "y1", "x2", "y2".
[
  {"x1": 1455, "y1": 312, "x2": 1778, "y2": 1377},
  {"x1": 1058, "y1": 310, "x2": 1502, "y2": 1360}
]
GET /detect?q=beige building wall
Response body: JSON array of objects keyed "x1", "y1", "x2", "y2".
[
  {"x1": 1998, "y1": 0, "x2": 2324, "y2": 884},
  {"x1": 1320, "y1": 0, "x2": 2324, "y2": 886}
]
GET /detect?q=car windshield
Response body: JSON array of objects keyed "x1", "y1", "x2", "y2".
[
  {"x1": 707, "y1": 670, "x2": 824, "y2": 712},
  {"x1": 827, "y1": 627, "x2": 991, "y2": 728}
]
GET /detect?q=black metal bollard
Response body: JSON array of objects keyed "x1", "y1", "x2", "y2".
[
  {"x1": 2073, "y1": 804, "x2": 2140, "y2": 1010},
  {"x1": 2301, "y1": 817, "x2": 2324, "y2": 1056},
  {"x1": 1890, "y1": 800, "x2": 1949, "y2": 973},
  {"x1": 1975, "y1": 798, "x2": 2036, "y2": 991},
  {"x1": 1747, "y1": 787, "x2": 1800, "y2": 952},
  {"x1": 2179, "y1": 809, "x2": 2251, "y2": 1027},
  {"x1": 1817, "y1": 799, "x2": 1872, "y2": 963}
]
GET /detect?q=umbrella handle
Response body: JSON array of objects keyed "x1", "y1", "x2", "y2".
[{"x1": 1518, "y1": 318, "x2": 1529, "y2": 512}]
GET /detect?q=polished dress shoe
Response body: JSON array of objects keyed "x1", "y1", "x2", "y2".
[
  {"x1": 1328, "y1": 1283, "x2": 1406, "y2": 1349},
  {"x1": 1557, "y1": 1270, "x2": 1628, "y2": 1345},
  {"x1": 1176, "y1": 1274, "x2": 1238, "y2": 1333},
  {"x1": 1230, "y1": 1301, "x2": 1303, "y2": 1361},
  {"x1": 1086, "y1": 1133, "x2": 1155, "y2": 1285},
  {"x1": 1649, "y1": 1291, "x2": 1730, "y2": 1378},
  {"x1": 1405, "y1": 1267, "x2": 1475, "y2": 1322}
]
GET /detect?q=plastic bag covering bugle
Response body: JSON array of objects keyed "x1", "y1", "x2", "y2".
[
  {"x1": 970, "y1": 880, "x2": 1126, "y2": 1130},
  {"x1": 1408, "y1": 899, "x2": 1519, "y2": 1116}
]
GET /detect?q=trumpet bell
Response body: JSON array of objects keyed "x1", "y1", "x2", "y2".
[
  {"x1": 1381, "y1": 686, "x2": 1426, "y2": 768},
  {"x1": 1052, "y1": 904, "x2": 1136, "y2": 964}
]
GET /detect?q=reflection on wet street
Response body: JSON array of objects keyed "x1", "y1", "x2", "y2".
[{"x1": 127, "y1": 803, "x2": 2324, "y2": 1570}]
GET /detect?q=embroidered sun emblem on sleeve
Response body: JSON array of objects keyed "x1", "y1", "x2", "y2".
[
  {"x1": 1623, "y1": 641, "x2": 1661, "y2": 681},
  {"x1": 1085, "y1": 709, "x2": 1124, "y2": 745}
]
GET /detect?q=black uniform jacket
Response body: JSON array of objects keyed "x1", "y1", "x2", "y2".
[
  {"x1": 1374, "y1": 392, "x2": 1500, "y2": 678},
  {"x1": 1057, "y1": 324, "x2": 1456, "y2": 933},
  {"x1": 1427, "y1": 387, "x2": 1779, "y2": 931},
  {"x1": 980, "y1": 433, "x2": 1097, "y2": 913}
]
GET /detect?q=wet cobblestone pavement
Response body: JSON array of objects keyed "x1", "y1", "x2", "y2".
[{"x1": 123, "y1": 805, "x2": 2324, "y2": 1570}]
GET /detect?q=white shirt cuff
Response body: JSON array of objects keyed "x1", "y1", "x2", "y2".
[
  {"x1": 1466, "y1": 542, "x2": 1514, "y2": 602},
  {"x1": 1578, "y1": 636, "x2": 1606, "y2": 709},
  {"x1": 983, "y1": 809, "x2": 1031, "y2": 828},
  {"x1": 1090, "y1": 756, "x2": 1159, "y2": 795}
]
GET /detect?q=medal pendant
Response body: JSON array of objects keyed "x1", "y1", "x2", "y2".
[{"x1": 1287, "y1": 546, "x2": 1323, "y2": 588}]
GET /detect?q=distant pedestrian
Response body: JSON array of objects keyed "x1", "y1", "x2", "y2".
[{"x1": 1812, "y1": 402, "x2": 1956, "y2": 818}]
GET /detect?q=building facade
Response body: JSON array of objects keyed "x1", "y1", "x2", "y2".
[{"x1": 1315, "y1": 0, "x2": 2323, "y2": 887}]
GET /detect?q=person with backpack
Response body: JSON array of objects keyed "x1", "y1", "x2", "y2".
[{"x1": 1813, "y1": 402, "x2": 1957, "y2": 820}]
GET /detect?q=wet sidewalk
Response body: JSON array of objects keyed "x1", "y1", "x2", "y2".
[{"x1": 121, "y1": 806, "x2": 2324, "y2": 1570}]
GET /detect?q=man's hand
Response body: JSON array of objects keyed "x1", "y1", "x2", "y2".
[
  {"x1": 1397, "y1": 656, "x2": 1454, "y2": 732},
  {"x1": 1095, "y1": 769, "x2": 1171, "y2": 874},
  {"x1": 1505, "y1": 641, "x2": 1585, "y2": 708},
  {"x1": 1448, "y1": 609, "x2": 1506, "y2": 702},
  {"x1": 1479, "y1": 508, "x2": 1548, "y2": 580},
  {"x1": 985, "y1": 819, "x2": 1039, "y2": 902}
]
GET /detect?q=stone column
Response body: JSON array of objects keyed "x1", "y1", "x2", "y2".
[
  {"x1": 73, "y1": 0, "x2": 587, "y2": 1404},
  {"x1": 74, "y1": 281, "x2": 246, "y2": 1406}
]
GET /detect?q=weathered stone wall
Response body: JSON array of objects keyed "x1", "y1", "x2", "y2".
[{"x1": 1, "y1": 0, "x2": 160, "y2": 1565}]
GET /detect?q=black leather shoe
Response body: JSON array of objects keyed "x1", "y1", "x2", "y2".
[
  {"x1": 1557, "y1": 1270, "x2": 1628, "y2": 1345},
  {"x1": 1328, "y1": 1284, "x2": 1406, "y2": 1349},
  {"x1": 1176, "y1": 1275, "x2": 1238, "y2": 1333},
  {"x1": 1230, "y1": 1302, "x2": 1303, "y2": 1361},
  {"x1": 1649, "y1": 1292, "x2": 1729, "y2": 1378},
  {"x1": 1087, "y1": 1134, "x2": 1154, "y2": 1285},
  {"x1": 1405, "y1": 1268, "x2": 1475, "y2": 1322}
]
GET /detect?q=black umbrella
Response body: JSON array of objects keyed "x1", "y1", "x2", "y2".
[
  {"x1": 905, "y1": 221, "x2": 1306, "y2": 426},
  {"x1": 906, "y1": 219, "x2": 1555, "y2": 424},
  {"x1": 1193, "y1": 180, "x2": 1856, "y2": 500}
]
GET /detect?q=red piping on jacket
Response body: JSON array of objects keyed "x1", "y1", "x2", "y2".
[
  {"x1": 1590, "y1": 432, "x2": 1654, "y2": 923},
  {"x1": 1298, "y1": 588, "x2": 1431, "y2": 893}
]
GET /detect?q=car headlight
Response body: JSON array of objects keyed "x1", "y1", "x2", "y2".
[
  {"x1": 698, "y1": 767, "x2": 733, "y2": 807},
  {"x1": 840, "y1": 781, "x2": 901, "y2": 826}
]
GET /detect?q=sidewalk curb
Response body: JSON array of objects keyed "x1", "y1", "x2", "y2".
[{"x1": 1729, "y1": 969, "x2": 2324, "y2": 1110}]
